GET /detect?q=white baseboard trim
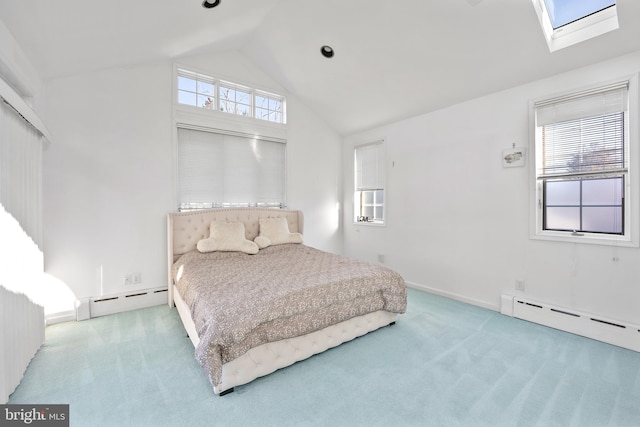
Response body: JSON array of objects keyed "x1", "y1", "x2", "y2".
[
  {"x1": 405, "y1": 281, "x2": 499, "y2": 312},
  {"x1": 45, "y1": 310, "x2": 75, "y2": 325}
]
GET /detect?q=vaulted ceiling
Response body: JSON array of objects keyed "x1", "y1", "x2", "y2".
[{"x1": 1, "y1": 0, "x2": 639, "y2": 135}]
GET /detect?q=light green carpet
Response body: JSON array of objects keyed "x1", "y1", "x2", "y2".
[{"x1": 9, "y1": 288, "x2": 640, "y2": 426}]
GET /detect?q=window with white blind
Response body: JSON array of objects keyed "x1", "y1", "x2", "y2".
[
  {"x1": 533, "y1": 80, "x2": 635, "y2": 245},
  {"x1": 354, "y1": 141, "x2": 385, "y2": 225},
  {"x1": 177, "y1": 127, "x2": 286, "y2": 211}
]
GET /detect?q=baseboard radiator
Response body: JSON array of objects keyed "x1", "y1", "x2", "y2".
[
  {"x1": 501, "y1": 295, "x2": 640, "y2": 352},
  {"x1": 77, "y1": 287, "x2": 168, "y2": 320},
  {"x1": 0, "y1": 286, "x2": 45, "y2": 404}
]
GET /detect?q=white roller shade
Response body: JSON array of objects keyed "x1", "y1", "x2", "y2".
[
  {"x1": 535, "y1": 82, "x2": 628, "y2": 127},
  {"x1": 177, "y1": 127, "x2": 286, "y2": 209},
  {"x1": 355, "y1": 141, "x2": 384, "y2": 191}
]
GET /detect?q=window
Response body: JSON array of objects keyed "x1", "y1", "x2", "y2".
[
  {"x1": 177, "y1": 127, "x2": 286, "y2": 211},
  {"x1": 255, "y1": 91, "x2": 285, "y2": 124},
  {"x1": 176, "y1": 68, "x2": 286, "y2": 124},
  {"x1": 219, "y1": 82, "x2": 252, "y2": 117},
  {"x1": 533, "y1": 81, "x2": 632, "y2": 243},
  {"x1": 531, "y1": 0, "x2": 618, "y2": 52},
  {"x1": 177, "y1": 70, "x2": 215, "y2": 110},
  {"x1": 354, "y1": 141, "x2": 385, "y2": 225}
]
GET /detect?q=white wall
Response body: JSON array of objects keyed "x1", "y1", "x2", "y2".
[
  {"x1": 42, "y1": 50, "x2": 342, "y2": 304},
  {"x1": 343, "y1": 51, "x2": 640, "y2": 325}
]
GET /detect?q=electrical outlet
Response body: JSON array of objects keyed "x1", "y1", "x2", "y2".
[
  {"x1": 515, "y1": 279, "x2": 525, "y2": 291},
  {"x1": 378, "y1": 254, "x2": 385, "y2": 263},
  {"x1": 124, "y1": 274, "x2": 132, "y2": 285},
  {"x1": 132, "y1": 272, "x2": 142, "y2": 284}
]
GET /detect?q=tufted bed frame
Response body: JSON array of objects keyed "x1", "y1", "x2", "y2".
[{"x1": 167, "y1": 207, "x2": 398, "y2": 395}]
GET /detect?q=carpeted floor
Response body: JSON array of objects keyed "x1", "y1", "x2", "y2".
[{"x1": 9, "y1": 288, "x2": 640, "y2": 426}]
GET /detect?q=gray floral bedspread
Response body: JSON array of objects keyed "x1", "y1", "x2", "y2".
[{"x1": 172, "y1": 243, "x2": 406, "y2": 388}]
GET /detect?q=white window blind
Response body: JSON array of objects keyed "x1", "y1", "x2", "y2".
[
  {"x1": 535, "y1": 83, "x2": 628, "y2": 180},
  {"x1": 177, "y1": 127, "x2": 286, "y2": 210},
  {"x1": 355, "y1": 142, "x2": 384, "y2": 191}
]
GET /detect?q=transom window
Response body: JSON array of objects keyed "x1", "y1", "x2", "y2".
[
  {"x1": 177, "y1": 72, "x2": 215, "y2": 109},
  {"x1": 177, "y1": 69, "x2": 286, "y2": 124},
  {"x1": 219, "y1": 83, "x2": 252, "y2": 117},
  {"x1": 255, "y1": 91, "x2": 285, "y2": 124},
  {"x1": 533, "y1": 81, "x2": 632, "y2": 244}
]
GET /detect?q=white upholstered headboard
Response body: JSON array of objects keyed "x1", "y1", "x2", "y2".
[{"x1": 166, "y1": 208, "x2": 304, "y2": 305}]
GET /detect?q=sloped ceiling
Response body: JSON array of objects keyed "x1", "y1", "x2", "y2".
[{"x1": 1, "y1": 0, "x2": 639, "y2": 135}]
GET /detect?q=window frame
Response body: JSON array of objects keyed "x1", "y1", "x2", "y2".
[
  {"x1": 353, "y1": 140, "x2": 386, "y2": 226},
  {"x1": 531, "y1": 0, "x2": 619, "y2": 52},
  {"x1": 175, "y1": 67, "x2": 287, "y2": 125},
  {"x1": 530, "y1": 75, "x2": 639, "y2": 247}
]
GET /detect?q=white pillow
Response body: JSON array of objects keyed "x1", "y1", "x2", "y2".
[
  {"x1": 196, "y1": 221, "x2": 259, "y2": 255},
  {"x1": 254, "y1": 217, "x2": 303, "y2": 249}
]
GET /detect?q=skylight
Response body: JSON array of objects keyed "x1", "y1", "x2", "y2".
[
  {"x1": 544, "y1": 0, "x2": 615, "y2": 29},
  {"x1": 532, "y1": 0, "x2": 619, "y2": 52}
]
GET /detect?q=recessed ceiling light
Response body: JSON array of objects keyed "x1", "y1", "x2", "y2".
[
  {"x1": 320, "y1": 45, "x2": 334, "y2": 58},
  {"x1": 202, "y1": 0, "x2": 221, "y2": 8}
]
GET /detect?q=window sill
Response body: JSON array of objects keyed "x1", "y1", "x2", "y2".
[
  {"x1": 353, "y1": 221, "x2": 385, "y2": 227},
  {"x1": 531, "y1": 230, "x2": 637, "y2": 248}
]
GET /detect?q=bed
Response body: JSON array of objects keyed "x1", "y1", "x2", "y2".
[{"x1": 167, "y1": 207, "x2": 406, "y2": 395}]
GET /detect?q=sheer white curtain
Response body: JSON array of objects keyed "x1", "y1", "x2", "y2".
[{"x1": 0, "y1": 99, "x2": 44, "y2": 248}]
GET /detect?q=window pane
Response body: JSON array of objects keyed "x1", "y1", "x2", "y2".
[
  {"x1": 178, "y1": 76, "x2": 196, "y2": 91},
  {"x1": 223, "y1": 88, "x2": 234, "y2": 100},
  {"x1": 545, "y1": 180, "x2": 580, "y2": 205},
  {"x1": 363, "y1": 206, "x2": 374, "y2": 218},
  {"x1": 546, "y1": 207, "x2": 580, "y2": 230},
  {"x1": 197, "y1": 95, "x2": 214, "y2": 109},
  {"x1": 237, "y1": 104, "x2": 250, "y2": 116},
  {"x1": 237, "y1": 91, "x2": 251, "y2": 105},
  {"x1": 375, "y1": 190, "x2": 384, "y2": 204},
  {"x1": 178, "y1": 90, "x2": 197, "y2": 106},
  {"x1": 256, "y1": 95, "x2": 267, "y2": 108},
  {"x1": 582, "y1": 177, "x2": 623, "y2": 205},
  {"x1": 197, "y1": 81, "x2": 214, "y2": 96},
  {"x1": 374, "y1": 206, "x2": 383, "y2": 220},
  {"x1": 583, "y1": 207, "x2": 622, "y2": 233},
  {"x1": 363, "y1": 191, "x2": 374, "y2": 204}
]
